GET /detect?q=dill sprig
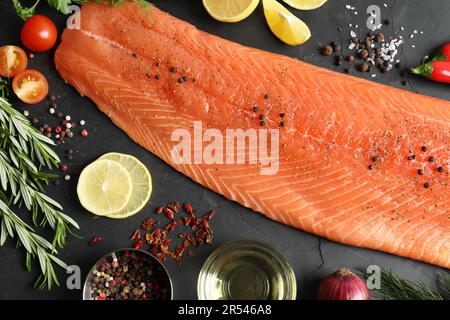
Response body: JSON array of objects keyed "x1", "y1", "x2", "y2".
[{"x1": 359, "y1": 267, "x2": 450, "y2": 300}]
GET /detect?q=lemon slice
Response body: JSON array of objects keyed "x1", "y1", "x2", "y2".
[
  {"x1": 203, "y1": 0, "x2": 260, "y2": 23},
  {"x1": 282, "y1": 0, "x2": 327, "y2": 10},
  {"x1": 100, "y1": 153, "x2": 152, "y2": 219},
  {"x1": 77, "y1": 159, "x2": 132, "y2": 216},
  {"x1": 263, "y1": 0, "x2": 311, "y2": 45}
]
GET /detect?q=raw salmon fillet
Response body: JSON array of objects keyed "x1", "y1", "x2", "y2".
[{"x1": 55, "y1": 3, "x2": 450, "y2": 268}]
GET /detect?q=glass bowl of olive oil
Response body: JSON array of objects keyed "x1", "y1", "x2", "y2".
[{"x1": 198, "y1": 239, "x2": 297, "y2": 300}]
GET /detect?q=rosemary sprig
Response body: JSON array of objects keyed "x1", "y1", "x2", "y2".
[
  {"x1": 0, "y1": 149, "x2": 78, "y2": 247},
  {"x1": 0, "y1": 78, "x2": 9, "y2": 98},
  {"x1": 0, "y1": 97, "x2": 79, "y2": 247},
  {"x1": 359, "y1": 267, "x2": 450, "y2": 300},
  {"x1": 0, "y1": 191, "x2": 67, "y2": 290},
  {"x1": 0, "y1": 92, "x2": 78, "y2": 289},
  {"x1": 0, "y1": 96, "x2": 59, "y2": 169}
]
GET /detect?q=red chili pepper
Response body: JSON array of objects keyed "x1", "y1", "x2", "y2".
[
  {"x1": 411, "y1": 60, "x2": 450, "y2": 84},
  {"x1": 435, "y1": 42, "x2": 450, "y2": 61}
]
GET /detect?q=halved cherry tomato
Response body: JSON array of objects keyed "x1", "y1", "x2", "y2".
[
  {"x1": 0, "y1": 45, "x2": 28, "y2": 78},
  {"x1": 20, "y1": 15, "x2": 57, "y2": 52},
  {"x1": 12, "y1": 70, "x2": 49, "y2": 104}
]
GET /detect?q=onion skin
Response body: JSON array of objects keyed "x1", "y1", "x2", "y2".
[{"x1": 316, "y1": 268, "x2": 371, "y2": 300}]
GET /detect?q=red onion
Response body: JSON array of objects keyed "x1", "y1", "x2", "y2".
[{"x1": 316, "y1": 268, "x2": 371, "y2": 300}]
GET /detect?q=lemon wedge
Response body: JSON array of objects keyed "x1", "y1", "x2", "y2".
[
  {"x1": 282, "y1": 0, "x2": 327, "y2": 10},
  {"x1": 100, "y1": 153, "x2": 152, "y2": 219},
  {"x1": 203, "y1": 0, "x2": 260, "y2": 23},
  {"x1": 263, "y1": 0, "x2": 311, "y2": 45},
  {"x1": 77, "y1": 159, "x2": 132, "y2": 216}
]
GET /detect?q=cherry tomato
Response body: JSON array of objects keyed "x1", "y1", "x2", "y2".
[
  {"x1": 0, "y1": 45, "x2": 28, "y2": 77},
  {"x1": 20, "y1": 15, "x2": 57, "y2": 52},
  {"x1": 12, "y1": 70, "x2": 49, "y2": 104}
]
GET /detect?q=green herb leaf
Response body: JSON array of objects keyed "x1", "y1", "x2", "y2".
[
  {"x1": 11, "y1": 0, "x2": 41, "y2": 21},
  {"x1": 0, "y1": 96, "x2": 79, "y2": 290},
  {"x1": 359, "y1": 267, "x2": 450, "y2": 300},
  {"x1": 47, "y1": 0, "x2": 71, "y2": 14}
]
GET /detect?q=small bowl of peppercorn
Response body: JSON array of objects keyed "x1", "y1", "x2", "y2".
[{"x1": 83, "y1": 248, "x2": 173, "y2": 300}]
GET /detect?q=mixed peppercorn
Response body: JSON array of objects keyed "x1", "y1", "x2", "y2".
[
  {"x1": 130, "y1": 202, "x2": 215, "y2": 266},
  {"x1": 23, "y1": 94, "x2": 89, "y2": 183},
  {"x1": 88, "y1": 250, "x2": 171, "y2": 300}
]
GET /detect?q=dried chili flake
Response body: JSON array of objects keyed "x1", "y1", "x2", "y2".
[
  {"x1": 167, "y1": 202, "x2": 180, "y2": 213},
  {"x1": 130, "y1": 229, "x2": 141, "y2": 241},
  {"x1": 183, "y1": 239, "x2": 191, "y2": 248},
  {"x1": 156, "y1": 252, "x2": 166, "y2": 261},
  {"x1": 202, "y1": 210, "x2": 216, "y2": 221},
  {"x1": 141, "y1": 218, "x2": 154, "y2": 230},
  {"x1": 183, "y1": 202, "x2": 194, "y2": 216},
  {"x1": 178, "y1": 232, "x2": 188, "y2": 239},
  {"x1": 165, "y1": 207, "x2": 175, "y2": 220},
  {"x1": 175, "y1": 245, "x2": 184, "y2": 256},
  {"x1": 89, "y1": 236, "x2": 103, "y2": 246},
  {"x1": 145, "y1": 233, "x2": 154, "y2": 244},
  {"x1": 195, "y1": 229, "x2": 207, "y2": 239},
  {"x1": 130, "y1": 202, "x2": 216, "y2": 265},
  {"x1": 133, "y1": 239, "x2": 144, "y2": 249},
  {"x1": 188, "y1": 250, "x2": 195, "y2": 257},
  {"x1": 149, "y1": 243, "x2": 158, "y2": 254},
  {"x1": 182, "y1": 217, "x2": 191, "y2": 225}
]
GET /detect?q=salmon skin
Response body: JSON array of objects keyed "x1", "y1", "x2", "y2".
[{"x1": 55, "y1": 3, "x2": 449, "y2": 268}]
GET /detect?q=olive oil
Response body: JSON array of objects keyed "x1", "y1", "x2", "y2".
[{"x1": 198, "y1": 240, "x2": 296, "y2": 300}]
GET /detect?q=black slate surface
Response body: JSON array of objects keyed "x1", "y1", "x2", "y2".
[{"x1": 0, "y1": 0, "x2": 448, "y2": 300}]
